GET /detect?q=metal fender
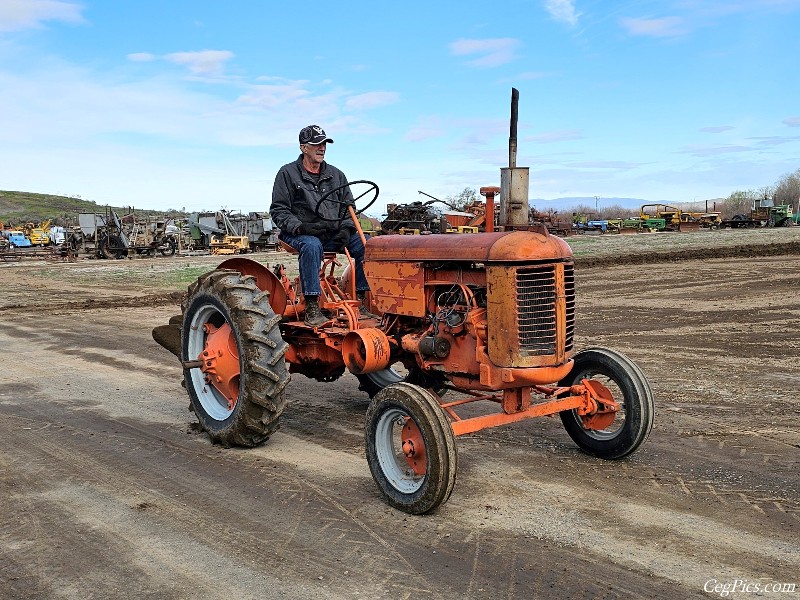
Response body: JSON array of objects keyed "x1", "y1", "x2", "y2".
[{"x1": 217, "y1": 257, "x2": 287, "y2": 315}]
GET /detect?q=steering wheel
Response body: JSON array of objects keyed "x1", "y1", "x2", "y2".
[{"x1": 313, "y1": 180, "x2": 379, "y2": 223}]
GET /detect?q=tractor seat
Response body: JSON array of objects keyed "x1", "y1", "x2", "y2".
[{"x1": 278, "y1": 237, "x2": 337, "y2": 260}]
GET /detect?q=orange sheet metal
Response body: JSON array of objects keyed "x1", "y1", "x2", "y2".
[
  {"x1": 342, "y1": 327, "x2": 391, "y2": 374},
  {"x1": 364, "y1": 230, "x2": 572, "y2": 263},
  {"x1": 363, "y1": 261, "x2": 426, "y2": 316},
  {"x1": 218, "y1": 257, "x2": 288, "y2": 315}
]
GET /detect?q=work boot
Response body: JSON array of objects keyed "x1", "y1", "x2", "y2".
[
  {"x1": 303, "y1": 296, "x2": 328, "y2": 327},
  {"x1": 357, "y1": 291, "x2": 380, "y2": 320}
]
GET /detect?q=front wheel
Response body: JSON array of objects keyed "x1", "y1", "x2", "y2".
[
  {"x1": 100, "y1": 234, "x2": 127, "y2": 259},
  {"x1": 365, "y1": 383, "x2": 457, "y2": 514},
  {"x1": 559, "y1": 347, "x2": 654, "y2": 459},
  {"x1": 158, "y1": 237, "x2": 177, "y2": 256},
  {"x1": 182, "y1": 269, "x2": 290, "y2": 447}
]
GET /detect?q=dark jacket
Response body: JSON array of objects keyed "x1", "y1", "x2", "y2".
[{"x1": 270, "y1": 155, "x2": 355, "y2": 236}]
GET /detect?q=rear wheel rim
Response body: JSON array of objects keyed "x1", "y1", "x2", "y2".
[{"x1": 185, "y1": 302, "x2": 240, "y2": 421}]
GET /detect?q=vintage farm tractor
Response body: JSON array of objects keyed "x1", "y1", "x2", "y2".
[{"x1": 153, "y1": 181, "x2": 654, "y2": 514}]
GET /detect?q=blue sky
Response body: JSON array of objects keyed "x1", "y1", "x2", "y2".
[{"x1": 1, "y1": 0, "x2": 799, "y2": 217}]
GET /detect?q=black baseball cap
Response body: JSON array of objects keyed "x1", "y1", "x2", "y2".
[{"x1": 299, "y1": 125, "x2": 334, "y2": 145}]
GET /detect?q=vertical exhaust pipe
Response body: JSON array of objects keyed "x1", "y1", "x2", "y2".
[
  {"x1": 500, "y1": 88, "x2": 530, "y2": 229},
  {"x1": 509, "y1": 87, "x2": 518, "y2": 169}
]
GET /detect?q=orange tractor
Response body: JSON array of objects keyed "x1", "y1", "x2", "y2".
[{"x1": 153, "y1": 181, "x2": 654, "y2": 514}]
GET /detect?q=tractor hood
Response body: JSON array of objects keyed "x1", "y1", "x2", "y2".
[{"x1": 364, "y1": 229, "x2": 572, "y2": 263}]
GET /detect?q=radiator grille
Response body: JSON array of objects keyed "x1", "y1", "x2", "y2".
[
  {"x1": 564, "y1": 263, "x2": 575, "y2": 352},
  {"x1": 516, "y1": 264, "x2": 575, "y2": 356}
]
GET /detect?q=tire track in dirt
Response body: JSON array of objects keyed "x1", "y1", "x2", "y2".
[{"x1": 0, "y1": 408, "x2": 442, "y2": 600}]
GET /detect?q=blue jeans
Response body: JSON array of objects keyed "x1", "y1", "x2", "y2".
[{"x1": 279, "y1": 231, "x2": 370, "y2": 297}]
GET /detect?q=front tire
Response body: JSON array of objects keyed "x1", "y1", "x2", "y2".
[
  {"x1": 182, "y1": 269, "x2": 290, "y2": 447},
  {"x1": 559, "y1": 347, "x2": 654, "y2": 459},
  {"x1": 365, "y1": 383, "x2": 457, "y2": 514},
  {"x1": 159, "y1": 237, "x2": 177, "y2": 256}
]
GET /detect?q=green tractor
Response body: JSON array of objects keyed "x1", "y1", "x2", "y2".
[
  {"x1": 768, "y1": 204, "x2": 794, "y2": 227},
  {"x1": 749, "y1": 198, "x2": 794, "y2": 227}
]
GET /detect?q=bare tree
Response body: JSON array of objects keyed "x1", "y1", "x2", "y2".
[
  {"x1": 445, "y1": 187, "x2": 478, "y2": 211},
  {"x1": 599, "y1": 204, "x2": 636, "y2": 219},
  {"x1": 773, "y1": 168, "x2": 800, "y2": 206},
  {"x1": 757, "y1": 185, "x2": 774, "y2": 203},
  {"x1": 723, "y1": 189, "x2": 759, "y2": 218}
]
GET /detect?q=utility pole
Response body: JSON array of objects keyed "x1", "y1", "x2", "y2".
[{"x1": 595, "y1": 196, "x2": 599, "y2": 214}]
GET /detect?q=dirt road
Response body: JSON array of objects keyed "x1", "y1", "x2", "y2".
[{"x1": 1, "y1": 239, "x2": 798, "y2": 599}]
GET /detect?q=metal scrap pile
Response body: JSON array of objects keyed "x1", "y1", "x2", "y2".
[{"x1": 380, "y1": 201, "x2": 447, "y2": 234}]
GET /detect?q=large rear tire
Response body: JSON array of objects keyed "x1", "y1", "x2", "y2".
[
  {"x1": 558, "y1": 347, "x2": 654, "y2": 459},
  {"x1": 365, "y1": 383, "x2": 457, "y2": 514},
  {"x1": 182, "y1": 269, "x2": 289, "y2": 447}
]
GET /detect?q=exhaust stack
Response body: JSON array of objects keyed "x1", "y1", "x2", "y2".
[{"x1": 499, "y1": 88, "x2": 530, "y2": 229}]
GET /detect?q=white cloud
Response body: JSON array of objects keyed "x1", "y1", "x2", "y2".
[
  {"x1": 404, "y1": 127, "x2": 443, "y2": 143},
  {"x1": 544, "y1": 0, "x2": 580, "y2": 26},
  {"x1": 783, "y1": 117, "x2": 800, "y2": 127},
  {"x1": 164, "y1": 50, "x2": 235, "y2": 75},
  {"x1": 751, "y1": 135, "x2": 800, "y2": 147},
  {"x1": 127, "y1": 53, "x2": 156, "y2": 63},
  {"x1": 619, "y1": 16, "x2": 687, "y2": 37},
  {"x1": 404, "y1": 116, "x2": 444, "y2": 142},
  {"x1": 680, "y1": 0, "x2": 800, "y2": 18},
  {"x1": 0, "y1": 0, "x2": 84, "y2": 31},
  {"x1": 700, "y1": 126, "x2": 734, "y2": 133},
  {"x1": 449, "y1": 38, "x2": 521, "y2": 68},
  {"x1": 570, "y1": 160, "x2": 642, "y2": 170},
  {"x1": 345, "y1": 91, "x2": 400, "y2": 111},
  {"x1": 236, "y1": 82, "x2": 312, "y2": 108},
  {"x1": 680, "y1": 144, "x2": 752, "y2": 157}
]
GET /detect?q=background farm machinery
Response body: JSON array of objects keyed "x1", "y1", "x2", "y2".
[
  {"x1": 721, "y1": 197, "x2": 795, "y2": 228},
  {"x1": 380, "y1": 192, "x2": 496, "y2": 235},
  {"x1": 65, "y1": 210, "x2": 274, "y2": 257},
  {"x1": 65, "y1": 209, "x2": 178, "y2": 259},
  {"x1": 187, "y1": 211, "x2": 277, "y2": 253},
  {"x1": 63, "y1": 209, "x2": 278, "y2": 259}
]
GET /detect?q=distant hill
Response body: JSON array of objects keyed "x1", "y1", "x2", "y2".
[
  {"x1": 531, "y1": 197, "x2": 648, "y2": 211},
  {"x1": 0, "y1": 190, "x2": 175, "y2": 226}
]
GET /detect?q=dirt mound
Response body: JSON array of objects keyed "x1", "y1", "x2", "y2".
[
  {"x1": 576, "y1": 241, "x2": 800, "y2": 268},
  {"x1": 0, "y1": 290, "x2": 185, "y2": 315}
]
